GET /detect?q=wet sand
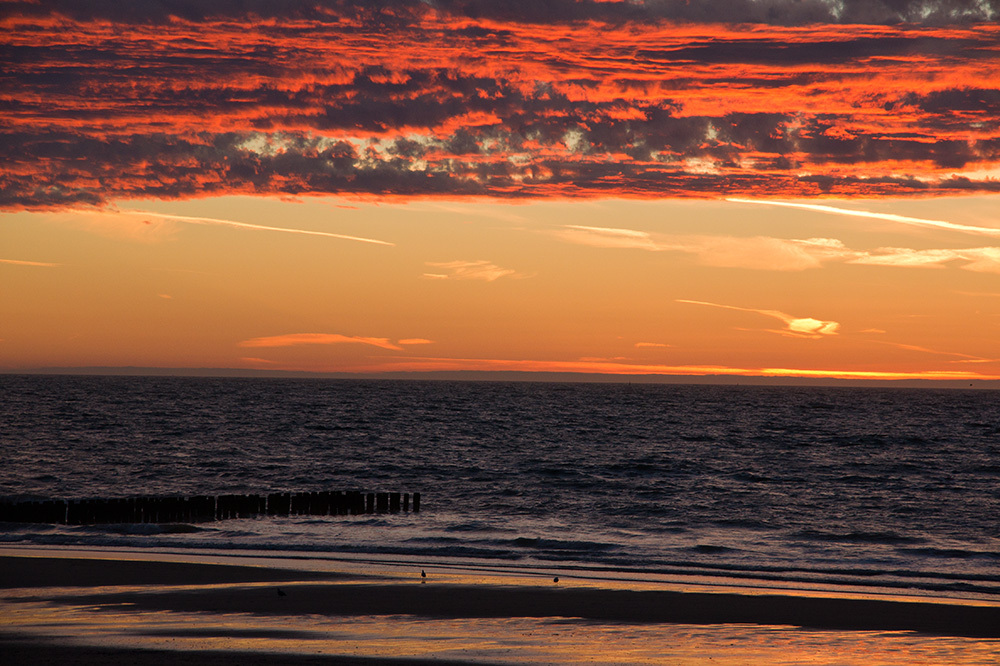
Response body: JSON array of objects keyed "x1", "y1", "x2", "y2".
[
  {"x1": 3, "y1": 549, "x2": 1000, "y2": 664},
  {"x1": 0, "y1": 638, "x2": 492, "y2": 666},
  {"x1": 0, "y1": 554, "x2": 344, "y2": 589}
]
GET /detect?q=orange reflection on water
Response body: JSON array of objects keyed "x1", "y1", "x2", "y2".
[{"x1": 4, "y1": 598, "x2": 1000, "y2": 665}]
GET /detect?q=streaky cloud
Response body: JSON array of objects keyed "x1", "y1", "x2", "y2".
[
  {"x1": 557, "y1": 225, "x2": 661, "y2": 251},
  {"x1": 240, "y1": 357, "x2": 278, "y2": 365},
  {"x1": 553, "y1": 224, "x2": 1000, "y2": 272},
  {"x1": 727, "y1": 199, "x2": 1000, "y2": 238},
  {"x1": 555, "y1": 226, "x2": 839, "y2": 269},
  {"x1": 849, "y1": 246, "x2": 1000, "y2": 272},
  {"x1": 127, "y1": 211, "x2": 394, "y2": 246},
  {"x1": 423, "y1": 260, "x2": 519, "y2": 281},
  {"x1": 0, "y1": 258, "x2": 59, "y2": 267},
  {"x1": 877, "y1": 341, "x2": 997, "y2": 362},
  {"x1": 238, "y1": 334, "x2": 403, "y2": 351},
  {"x1": 345, "y1": 355, "x2": 1000, "y2": 381}
]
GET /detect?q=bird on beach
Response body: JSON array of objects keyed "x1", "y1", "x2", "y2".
[
  {"x1": 421, "y1": 569, "x2": 427, "y2": 579},
  {"x1": 276, "y1": 587, "x2": 286, "y2": 596}
]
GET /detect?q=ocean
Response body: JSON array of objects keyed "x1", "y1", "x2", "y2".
[{"x1": 1, "y1": 375, "x2": 998, "y2": 602}]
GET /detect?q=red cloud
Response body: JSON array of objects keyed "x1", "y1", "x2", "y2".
[{"x1": 2, "y1": 6, "x2": 999, "y2": 208}]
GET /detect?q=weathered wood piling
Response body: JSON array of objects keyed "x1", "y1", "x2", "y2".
[{"x1": 0, "y1": 490, "x2": 421, "y2": 525}]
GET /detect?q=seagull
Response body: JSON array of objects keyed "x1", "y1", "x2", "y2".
[
  {"x1": 277, "y1": 587, "x2": 286, "y2": 597},
  {"x1": 421, "y1": 569, "x2": 427, "y2": 579}
]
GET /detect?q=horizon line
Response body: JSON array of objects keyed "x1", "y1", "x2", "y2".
[{"x1": 1, "y1": 366, "x2": 996, "y2": 389}]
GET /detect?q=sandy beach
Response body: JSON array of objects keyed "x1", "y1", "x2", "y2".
[{"x1": 3, "y1": 547, "x2": 1000, "y2": 665}]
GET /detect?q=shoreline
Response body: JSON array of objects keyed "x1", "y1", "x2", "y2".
[
  {"x1": 0, "y1": 638, "x2": 493, "y2": 666},
  {"x1": 4, "y1": 548, "x2": 1000, "y2": 664},
  {"x1": 4, "y1": 542, "x2": 998, "y2": 605},
  {"x1": 3, "y1": 549, "x2": 1000, "y2": 637}
]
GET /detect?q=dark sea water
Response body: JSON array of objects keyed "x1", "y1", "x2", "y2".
[{"x1": 2, "y1": 375, "x2": 999, "y2": 601}]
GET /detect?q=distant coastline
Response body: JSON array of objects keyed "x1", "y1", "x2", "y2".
[{"x1": 3, "y1": 366, "x2": 998, "y2": 389}]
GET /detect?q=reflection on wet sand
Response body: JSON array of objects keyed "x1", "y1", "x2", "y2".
[{"x1": 2, "y1": 549, "x2": 999, "y2": 665}]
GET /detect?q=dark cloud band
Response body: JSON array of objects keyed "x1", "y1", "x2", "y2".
[
  {"x1": 2, "y1": 2, "x2": 998, "y2": 207},
  {"x1": 3, "y1": 0, "x2": 998, "y2": 25}
]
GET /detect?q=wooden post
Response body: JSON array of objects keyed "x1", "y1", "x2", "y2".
[
  {"x1": 203, "y1": 495, "x2": 216, "y2": 522},
  {"x1": 317, "y1": 492, "x2": 331, "y2": 516},
  {"x1": 217, "y1": 495, "x2": 228, "y2": 520},
  {"x1": 350, "y1": 491, "x2": 364, "y2": 515},
  {"x1": 0, "y1": 490, "x2": 424, "y2": 524}
]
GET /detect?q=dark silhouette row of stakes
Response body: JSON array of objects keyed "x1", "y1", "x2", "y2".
[{"x1": 0, "y1": 491, "x2": 420, "y2": 525}]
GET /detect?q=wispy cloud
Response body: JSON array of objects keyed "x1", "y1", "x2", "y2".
[
  {"x1": 238, "y1": 333, "x2": 403, "y2": 351},
  {"x1": 677, "y1": 299, "x2": 840, "y2": 338},
  {"x1": 398, "y1": 338, "x2": 434, "y2": 345},
  {"x1": 878, "y1": 341, "x2": 997, "y2": 363},
  {"x1": 127, "y1": 211, "x2": 394, "y2": 246},
  {"x1": 557, "y1": 225, "x2": 661, "y2": 251},
  {"x1": 689, "y1": 236, "x2": 843, "y2": 271},
  {"x1": 554, "y1": 225, "x2": 838, "y2": 269},
  {"x1": 423, "y1": 260, "x2": 520, "y2": 281},
  {"x1": 726, "y1": 199, "x2": 1000, "y2": 239},
  {"x1": 635, "y1": 342, "x2": 672, "y2": 348},
  {"x1": 0, "y1": 258, "x2": 59, "y2": 267},
  {"x1": 850, "y1": 246, "x2": 1000, "y2": 273},
  {"x1": 554, "y1": 224, "x2": 1000, "y2": 274}
]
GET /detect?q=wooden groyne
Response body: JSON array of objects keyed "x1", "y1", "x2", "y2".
[{"x1": 0, "y1": 491, "x2": 420, "y2": 525}]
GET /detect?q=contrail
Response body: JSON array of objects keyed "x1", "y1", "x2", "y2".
[
  {"x1": 122, "y1": 210, "x2": 395, "y2": 246},
  {"x1": 0, "y1": 258, "x2": 59, "y2": 267},
  {"x1": 726, "y1": 198, "x2": 1000, "y2": 238},
  {"x1": 677, "y1": 299, "x2": 839, "y2": 337}
]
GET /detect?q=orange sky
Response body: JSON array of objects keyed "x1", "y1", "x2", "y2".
[{"x1": 2, "y1": 1, "x2": 999, "y2": 381}]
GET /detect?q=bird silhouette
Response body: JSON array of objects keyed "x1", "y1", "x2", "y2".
[
  {"x1": 277, "y1": 587, "x2": 286, "y2": 597},
  {"x1": 421, "y1": 569, "x2": 426, "y2": 579}
]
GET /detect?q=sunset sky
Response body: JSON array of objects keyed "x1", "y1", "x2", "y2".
[{"x1": 2, "y1": 0, "x2": 999, "y2": 382}]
